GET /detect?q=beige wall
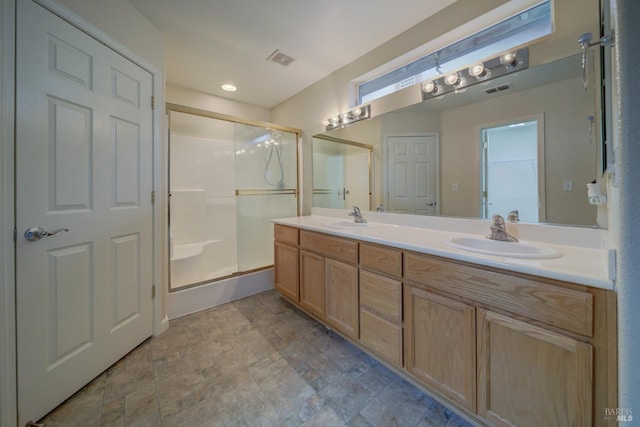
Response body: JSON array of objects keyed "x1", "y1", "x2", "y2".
[
  {"x1": 167, "y1": 84, "x2": 272, "y2": 123},
  {"x1": 272, "y1": 0, "x2": 600, "y2": 215}
]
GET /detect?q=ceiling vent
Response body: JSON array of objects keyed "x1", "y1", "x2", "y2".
[
  {"x1": 485, "y1": 84, "x2": 511, "y2": 94},
  {"x1": 266, "y1": 49, "x2": 295, "y2": 67}
]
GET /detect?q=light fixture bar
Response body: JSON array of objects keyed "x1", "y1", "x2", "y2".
[
  {"x1": 421, "y1": 48, "x2": 528, "y2": 101},
  {"x1": 325, "y1": 104, "x2": 371, "y2": 131}
]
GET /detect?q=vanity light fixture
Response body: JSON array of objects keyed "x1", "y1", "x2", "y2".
[
  {"x1": 421, "y1": 48, "x2": 528, "y2": 101},
  {"x1": 325, "y1": 104, "x2": 371, "y2": 131}
]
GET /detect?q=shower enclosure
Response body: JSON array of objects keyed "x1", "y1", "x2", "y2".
[{"x1": 168, "y1": 104, "x2": 298, "y2": 290}]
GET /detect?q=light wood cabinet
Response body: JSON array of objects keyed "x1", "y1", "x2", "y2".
[
  {"x1": 359, "y1": 269, "x2": 403, "y2": 367},
  {"x1": 325, "y1": 258, "x2": 359, "y2": 340},
  {"x1": 360, "y1": 308, "x2": 402, "y2": 366},
  {"x1": 299, "y1": 250, "x2": 325, "y2": 318},
  {"x1": 404, "y1": 284, "x2": 476, "y2": 411},
  {"x1": 360, "y1": 270, "x2": 402, "y2": 323},
  {"x1": 273, "y1": 226, "x2": 616, "y2": 427},
  {"x1": 274, "y1": 240, "x2": 298, "y2": 302},
  {"x1": 477, "y1": 309, "x2": 593, "y2": 427},
  {"x1": 360, "y1": 242, "x2": 402, "y2": 278},
  {"x1": 405, "y1": 252, "x2": 593, "y2": 336}
]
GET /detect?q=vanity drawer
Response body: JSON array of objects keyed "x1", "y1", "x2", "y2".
[
  {"x1": 360, "y1": 243, "x2": 402, "y2": 277},
  {"x1": 299, "y1": 230, "x2": 358, "y2": 264},
  {"x1": 404, "y1": 252, "x2": 593, "y2": 337},
  {"x1": 274, "y1": 224, "x2": 299, "y2": 246},
  {"x1": 360, "y1": 269, "x2": 402, "y2": 323},
  {"x1": 360, "y1": 308, "x2": 403, "y2": 367}
]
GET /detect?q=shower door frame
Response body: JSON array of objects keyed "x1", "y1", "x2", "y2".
[{"x1": 166, "y1": 103, "x2": 301, "y2": 292}]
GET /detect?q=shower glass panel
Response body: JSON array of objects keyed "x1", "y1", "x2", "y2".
[{"x1": 168, "y1": 107, "x2": 298, "y2": 290}]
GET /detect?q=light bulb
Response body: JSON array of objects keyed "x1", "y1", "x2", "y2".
[
  {"x1": 422, "y1": 81, "x2": 435, "y2": 93},
  {"x1": 329, "y1": 116, "x2": 339, "y2": 124},
  {"x1": 341, "y1": 113, "x2": 351, "y2": 121},
  {"x1": 444, "y1": 72, "x2": 461, "y2": 86},
  {"x1": 221, "y1": 83, "x2": 237, "y2": 92},
  {"x1": 352, "y1": 108, "x2": 362, "y2": 117},
  {"x1": 468, "y1": 63, "x2": 486, "y2": 78},
  {"x1": 500, "y1": 51, "x2": 518, "y2": 67}
]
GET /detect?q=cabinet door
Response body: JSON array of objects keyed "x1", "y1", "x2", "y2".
[
  {"x1": 325, "y1": 259, "x2": 359, "y2": 340},
  {"x1": 404, "y1": 285, "x2": 476, "y2": 411},
  {"x1": 299, "y1": 250, "x2": 325, "y2": 319},
  {"x1": 274, "y1": 242, "x2": 299, "y2": 302},
  {"x1": 477, "y1": 309, "x2": 593, "y2": 427}
]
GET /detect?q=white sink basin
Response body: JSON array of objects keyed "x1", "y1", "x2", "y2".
[
  {"x1": 323, "y1": 220, "x2": 374, "y2": 230},
  {"x1": 446, "y1": 236, "x2": 561, "y2": 259}
]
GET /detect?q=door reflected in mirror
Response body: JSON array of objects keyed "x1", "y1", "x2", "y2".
[{"x1": 481, "y1": 118, "x2": 543, "y2": 223}]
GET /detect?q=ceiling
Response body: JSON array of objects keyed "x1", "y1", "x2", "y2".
[{"x1": 127, "y1": 0, "x2": 458, "y2": 108}]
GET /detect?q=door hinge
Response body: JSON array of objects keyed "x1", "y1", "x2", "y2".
[
  {"x1": 152, "y1": 285, "x2": 156, "y2": 300},
  {"x1": 13, "y1": 227, "x2": 17, "y2": 242},
  {"x1": 151, "y1": 96, "x2": 155, "y2": 110},
  {"x1": 151, "y1": 190, "x2": 155, "y2": 205}
]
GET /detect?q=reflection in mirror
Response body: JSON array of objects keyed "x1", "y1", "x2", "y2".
[
  {"x1": 312, "y1": 135, "x2": 373, "y2": 210},
  {"x1": 317, "y1": 53, "x2": 603, "y2": 228}
]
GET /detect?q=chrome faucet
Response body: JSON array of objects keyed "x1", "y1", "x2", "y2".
[
  {"x1": 376, "y1": 204, "x2": 386, "y2": 212},
  {"x1": 486, "y1": 214, "x2": 518, "y2": 242},
  {"x1": 507, "y1": 210, "x2": 519, "y2": 222},
  {"x1": 348, "y1": 206, "x2": 367, "y2": 223}
]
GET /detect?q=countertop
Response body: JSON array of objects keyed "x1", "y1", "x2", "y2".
[{"x1": 273, "y1": 215, "x2": 614, "y2": 291}]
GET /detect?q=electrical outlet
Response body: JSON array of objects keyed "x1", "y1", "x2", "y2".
[{"x1": 563, "y1": 180, "x2": 573, "y2": 191}]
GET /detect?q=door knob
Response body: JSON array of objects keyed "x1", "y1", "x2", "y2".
[
  {"x1": 426, "y1": 201, "x2": 436, "y2": 206},
  {"x1": 24, "y1": 226, "x2": 69, "y2": 242}
]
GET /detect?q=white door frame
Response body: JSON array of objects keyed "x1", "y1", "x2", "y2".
[
  {"x1": 0, "y1": 0, "x2": 168, "y2": 425},
  {"x1": 382, "y1": 132, "x2": 440, "y2": 215}
]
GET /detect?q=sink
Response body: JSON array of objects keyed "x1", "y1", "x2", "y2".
[
  {"x1": 446, "y1": 236, "x2": 561, "y2": 259},
  {"x1": 323, "y1": 220, "x2": 374, "y2": 230}
]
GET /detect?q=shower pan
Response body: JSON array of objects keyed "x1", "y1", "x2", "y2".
[{"x1": 167, "y1": 104, "x2": 299, "y2": 291}]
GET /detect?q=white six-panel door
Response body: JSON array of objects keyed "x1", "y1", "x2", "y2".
[
  {"x1": 16, "y1": 0, "x2": 154, "y2": 423},
  {"x1": 386, "y1": 134, "x2": 438, "y2": 215}
]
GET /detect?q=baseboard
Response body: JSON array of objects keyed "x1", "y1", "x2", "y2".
[{"x1": 167, "y1": 268, "x2": 274, "y2": 319}]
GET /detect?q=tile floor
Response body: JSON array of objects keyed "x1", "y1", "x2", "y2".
[{"x1": 39, "y1": 290, "x2": 475, "y2": 427}]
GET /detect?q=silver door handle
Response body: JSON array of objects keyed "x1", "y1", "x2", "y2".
[
  {"x1": 426, "y1": 201, "x2": 436, "y2": 206},
  {"x1": 24, "y1": 226, "x2": 69, "y2": 242}
]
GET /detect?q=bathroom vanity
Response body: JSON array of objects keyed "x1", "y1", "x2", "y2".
[{"x1": 272, "y1": 215, "x2": 617, "y2": 427}]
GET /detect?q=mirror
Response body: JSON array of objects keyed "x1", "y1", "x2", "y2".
[{"x1": 315, "y1": 53, "x2": 604, "y2": 228}]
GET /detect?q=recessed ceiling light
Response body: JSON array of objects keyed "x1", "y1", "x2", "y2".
[{"x1": 221, "y1": 84, "x2": 237, "y2": 92}]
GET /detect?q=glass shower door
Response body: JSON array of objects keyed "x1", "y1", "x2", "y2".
[
  {"x1": 235, "y1": 125, "x2": 298, "y2": 271},
  {"x1": 168, "y1": 105, "x2": 298, "y2": 290}
]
